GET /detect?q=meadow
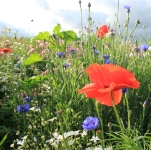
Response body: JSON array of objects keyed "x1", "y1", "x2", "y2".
[{"x1": 1, "y1": 1, "x2": 151, "y2": 150}]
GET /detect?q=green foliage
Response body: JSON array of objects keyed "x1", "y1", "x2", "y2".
[
  {"x1": 33, "y1": 31, "x2": 51, "y2": 41},
  {"x1": 53, "y1": 23, "x2": 61, "y2": 34},
  {"x1": 56, "y1": 30, "x2": 80, "y2": 43},
  {"x1": 23, "y1": 54, "x2": 43, "y2": 66}
]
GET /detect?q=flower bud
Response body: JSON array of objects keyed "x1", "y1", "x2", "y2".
[
  {"x1": 135, "y1": 19, "x2": 140, "y2": 24},
  {"x1": 88, "y1": 3, "x2": 91, "y2": 7}
]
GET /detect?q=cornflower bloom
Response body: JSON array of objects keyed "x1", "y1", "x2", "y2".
[
  {"x1": 124, "y1": 5, "x2": 131, "y2": 12},
  {"x1": 82, "y1": 116, "x2": 99, "y2": 130},
  {"x1": 16, "y1": 104, "x2": 30, "y2": 113},
  {"x1": 139, "y1": 44, "x2": 149, "y2": 51}
]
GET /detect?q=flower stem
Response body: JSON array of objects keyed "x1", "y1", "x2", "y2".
[
  {"x1": 111, "y1": 92, "x2": 124, "y2": 133},
  {"x1": 125, "y1": 94, "x2": 130, "y2": 130},
  {"x1": 95, "y1": 101, "x2": 105, "y2": 149}
]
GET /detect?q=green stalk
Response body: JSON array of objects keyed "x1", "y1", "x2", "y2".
[
  {"x1": 111, "y1": 92, "x2": 124, "y2": 133},
  {"x1": 95, "y1": 101, "x2": 105, "y2": 149},
  {"x1": 79, "y1": 0, "x2": 83, "y2": 42},
  {"x1": 125, "y1": 94, "x2": 130, "y2": 130}
]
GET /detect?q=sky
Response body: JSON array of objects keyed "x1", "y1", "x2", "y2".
[{"x1": 0, "y1": 0, "x2": 151, "y2": 40}]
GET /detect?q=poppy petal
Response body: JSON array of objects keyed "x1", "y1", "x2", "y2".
[
  {"x1": 86, "y1": 63, "x2": 110, "y2": 86},
  {"x1": 97, "y1": 25, "x2": 108, "y2": 38},
  {"x1": 95, "y1": 89, "x2": 122, "y2": 106},
  {"x1": 78, "y1": 83, "x2": 102, "y2": 98}
]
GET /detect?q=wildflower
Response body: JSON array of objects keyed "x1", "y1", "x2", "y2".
[
  {"x1": 84, "y1": 26, "x2": 94, "y2": 34},
  {"x1": 97, "y1": 25, "x2": 108, "y2": 38},
  {"x1": 81, "y1": 130, "x2": 87, "y2": 137},
  {"x1": 17, "y1": 139, "x2": 25, "y2": 145},
  {"x1": 24, "y1": 96, "x2": 32, "y2": 102},
  {"x1": 92, "y1": 46, "x2": 96, "y2": 50},
  {"x1": 122, "y1": 88, "x2": 128, "y2": 93},
  {"x1": 78, "y1": 63, "x2": 140, "y2": 106},
  {"x1": 63, "y1": 63, "x2": 70, "y2": 68},
  {"x1": 139, "y1": 44, "x2": 149, "y2": 51},
  {"x1": 94, "y1": 50, "x2": 100, "y2": 55},
  {"x1": 105, "y1": 59, "x2": 110, "y2": 64},
  {"x1": 105, "y1": 59, "x2": 115, "y2": 64},
  {"x1": 0, "y1": 47, "x2": 12, "y2": 54},
  {"x1": 82, "y1": 116, "x2": 99, "y2": 130},
  {"x1": 16, "y1": 104, "x2": 30, "y2": 113},
  {"x1": 124, "y1": 5, "x2": 131, "y2": 12},
  {"x1": 143, "y1": 100, "x2": 147, "y2": 107},
  {"x1": 103, "y1": 54, "x2": 110, "y2": 59},
  {"x1": 68, "y1": 139, "x2": 75, "y2": 145},
  {"x1": 10, "y1": 143, "x2": 14, "y2": 148},
  {"x1": 47, "y1": 117, "x2": 58, "y2": 122},
  {"x1": 90, "y1": 136, "x2": 100, "y2": 142},
  {"x1": 56, "y1": 52, "x2": 64, "y2": 58}
]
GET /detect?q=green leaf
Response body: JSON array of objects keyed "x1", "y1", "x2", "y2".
[
  {"x1": 53, "y1": 24, "x2": 61, "y2": 34},
  {"x1": 0, "y1": 132, "x2": 8, "y2": 145},
  {"x1": 32, "y1": 31, "x2": 51, "y2": 41},
  {"x1": 56, "y1": 30, "x2": 80, "y2": 43},
  {"x1": 23, "y1": 54, "x2": 43, "y2": 66}
]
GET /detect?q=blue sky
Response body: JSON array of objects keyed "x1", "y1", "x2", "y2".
[{"x1": 0, "y1": 0, "x2": 151, "y2": 39}]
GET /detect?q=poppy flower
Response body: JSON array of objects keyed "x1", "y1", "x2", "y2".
[
  {"x1": 78, "y1": 63, "x2": 140, "y2": 106},
  {"x1": 97, "y1": 25, "x2": 108, "y2": 38},
  {"x1": 0, "y1": 48, "x2": 12, "y2": 54}
]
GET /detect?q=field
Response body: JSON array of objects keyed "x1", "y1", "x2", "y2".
[{"x1": 0, "y1": 1, "x2": 151, "y2": 150}]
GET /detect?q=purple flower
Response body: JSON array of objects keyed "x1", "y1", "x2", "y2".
[
  {"x1": 94, "y1": 50, "x2": 100, "y2": 55},
  {"x1": 24, "y1": 96, "x2": 32, "y2": 102},
  {"x1": 105, "y1": 59, "x2": 115, "y2": 64},
  {"x1": 122, "y1": 88, "x2": 128, "y2": 94},
  {"x1": 82, "y1": 116, "x2": 99, "y2": 130},
  {"x1": 105, "y1": 59, "x2": 111, "y2": 64},
  {"x1": 103, "y1": 54, "x2": 110, "y2": 59},
  {"x1": 56, "y1": 52, "x2": 64, "y2": 58},
  {"x1": 124, "y1": 5, "x2": 131, "y2": 11},
  {"x1": 92, "y1": 46, "x2": 96, "y2": 50},
  {"x1": 17, "y1": 104, "x2": 30, "y2": 113},
  {"x1": 139, "y1": 44, "x2": 149, "y2": 51},
  {"x1": 63, "y1": 63, "x2": 70, "y2": 68}
]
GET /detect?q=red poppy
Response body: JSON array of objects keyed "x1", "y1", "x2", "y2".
[
  {"x1": 0, "y1": 48, "x2": 12, "y2": 54},
  {"x1": 78, "y1": 63, "x2": 140, "y2": 106},
  {"x1": 97, "y1": 25, "x2": 108, "y2": 38}
]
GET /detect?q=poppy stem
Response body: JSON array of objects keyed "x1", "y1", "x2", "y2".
[
  {"x1": 95, "y1": 101, "x2": 105, "y2": 149},
  {"x1": 125, "y1": 94, "x2": 131, "y2": 130},
  {"x1": 111, "y1": 92, "x2": 124, "y2": 133}
]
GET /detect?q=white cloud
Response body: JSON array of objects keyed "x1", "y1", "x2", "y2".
[{"x1": 0, "y1": 0, "x2": 151, "y2": 39}]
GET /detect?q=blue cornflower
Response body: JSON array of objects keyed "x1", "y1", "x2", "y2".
[
  {"x1": 56, "y1": 52, "x2": 64, "y2": 58},
  {"x1": 63, "y1": 63, "x2": 70, "y2": 68},
  {"x1": 103, "y1": 54, "x2": 110, "y2": 59},
  {"x1": 16, "y1": 104, "x2": 30, "y2": 113},
  {"x1": 139, "y1": 44, "x2": 149, "y2": 51},
  {"x1": 105, "y1": 59, "x2": 111, "y2": 64},
  {"x1": 122, "y1": 88, "x2": 128, "y2": 94},
  {"x1": 92, "y1": 46, "x2": 96, "y2": 50},
  {"x1": 124, "y1": 5, "x2": 131, "y2": 12},
  {"x1": 24, "y1": 96, "x2": 32, "y2": 102},
  {"x1": 94, "y1": 50, "x2": 100, "y2": 55},
  {"x1": 82, "y1": 116, "x2": 99, "y2": 130}
]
